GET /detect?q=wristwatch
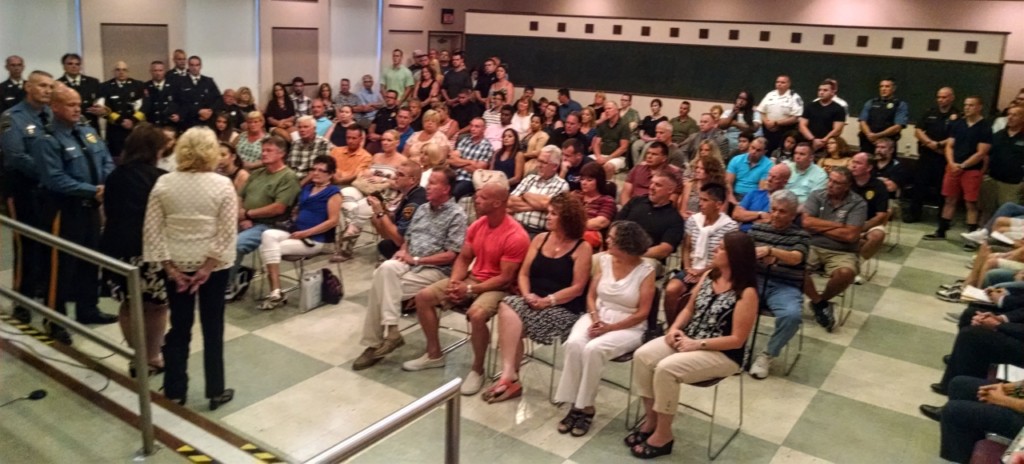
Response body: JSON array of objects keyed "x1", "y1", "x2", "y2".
[{"x1": 413, "y1": 256, "x2": 420, "y2": 265}]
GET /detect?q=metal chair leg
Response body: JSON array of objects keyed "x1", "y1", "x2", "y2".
[{"x1": 707, "y1": 374, "x2": 743, "y2": 460}]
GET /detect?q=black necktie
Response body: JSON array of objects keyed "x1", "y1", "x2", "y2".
[{"x1": 39, "y1": 111, "x2": 48, "y2": 127}]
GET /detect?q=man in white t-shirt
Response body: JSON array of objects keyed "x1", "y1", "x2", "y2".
[{"x1": 757, "y1": 74, "x2": 803, "y2": 153}]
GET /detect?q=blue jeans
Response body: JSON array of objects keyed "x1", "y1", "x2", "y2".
[
  {"x1": 982, "y1": 268, "x2": 1024, "y2": 290},
  {"x1": 984, "y1": 202, "x2": 1024, "y2": 231},
  {"x1": 229, "y1": 223, "x2": 270, "y2": 284},
  {"x1": 757, "y1": 277, "x2": 803, "y2": 357}
]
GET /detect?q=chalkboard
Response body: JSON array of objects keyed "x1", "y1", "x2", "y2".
[{"x1": 466, "y1": 34, "x2": 1002, "y2": 117}]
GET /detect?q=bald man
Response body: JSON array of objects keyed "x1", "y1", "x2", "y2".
[
  {"x1": 98, "y1": 60, "x2": 145, "y2": 159},
  {"x1": 849, "y1": 152, "x2": 889, "y2": 260},
  {"x1": 732, "y1": 162, "x2": 792, "y2": 232},
  {"x1": 404, "y1": 182, "x2": 530, "y2": 397},
  {"x1": 33, "y1": 84, "x2": 117, "y2": 342}
]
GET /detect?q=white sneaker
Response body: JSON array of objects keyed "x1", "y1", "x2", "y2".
[
  {"x1": 749, "y1": 353, "x2": 773, "y2": 380},
  {"x1": 854, "y1": 275, "x2": 864, "y2": 285},
  {"x1": 960, "y1": 229, "x2": 989, "y2": 245},
  {"x1": 402, "y1": 353, "x2": 446, "y2": 371},
  {"x1": 460, "y1": 370, "x2": 484, "y2": 395}
]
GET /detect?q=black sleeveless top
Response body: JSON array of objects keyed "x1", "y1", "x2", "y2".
[{"x1": 529, "y1": 234, "x2": 585, "y2": 314}]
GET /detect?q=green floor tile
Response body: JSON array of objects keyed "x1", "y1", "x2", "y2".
[
  {"x1": 876, "y1": 243, "x2": 912, "y2": 264},
  {"x1": 186, "y1": 334, "x2": 333, "y2": 418},
  {"x1": 353, "y1": 410, "x2": 565, "y2": 464},
  {"x1": 750, "y1": 334, "x2": 846, "y2": 389},
  {"x1": 570, "y1": 405, "x2": 778, "y2": 463},
  {"x1": 849, "y1": 315, "x2": 950, "y2": 370},
  {"x1": 783, "y1": 391, "x2": 938, "y2": 463},
  {"x1": 914, "y1": 235, "x2": 972, "y2": 254},
  {"x1": 848, "y1": 282, "x2": 886, "y2": 313},
  {"x1": 889, "y1": 266, "x2": 962, "y2": 296}
]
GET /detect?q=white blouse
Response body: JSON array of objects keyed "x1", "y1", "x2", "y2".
[{"x1": 143, "y1": 171, "x2": 238, "y2": 272}]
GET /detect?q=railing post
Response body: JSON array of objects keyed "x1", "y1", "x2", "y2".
[
  {"x1": 445, "y1": 393, "x2": 460, "y2": 464},
  {"x1": 126, "y1": 267, "x2": 156, "y2": 456}
]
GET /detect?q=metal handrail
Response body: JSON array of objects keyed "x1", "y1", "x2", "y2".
[
  {"x1": 0, "y1": 215, "x2": 155, "y2": 456},
  {"x1": 304, "y1": 378, "x2": 463, "y2": 464}
]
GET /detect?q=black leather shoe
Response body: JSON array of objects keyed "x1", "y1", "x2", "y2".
[
  {"x1": 77, "y1": 312, "x2": 118, "y2": 325},
  {"x1": 930, "y1": 383, "x2": 947, "y2": 396},
  {"x1": 919, "y1": 404, "x2": 943, "y2": 422},
  {"x1": 12, "y1": 306, "x2": 31, "y2": 324},
  {"x1": 45, "y1": 321, "x2": 73, "y2": 345},
  {"x1": 209, "y1": 388, "x2": 235, "y2": 411}
]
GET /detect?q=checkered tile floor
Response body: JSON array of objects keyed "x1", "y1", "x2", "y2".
[{"x1": 6, "y1": 219, "x2": 972, "y2": 463}]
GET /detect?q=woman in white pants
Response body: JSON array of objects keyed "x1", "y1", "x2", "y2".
[
  {"x1": 258, "y1": 155, "x2": 341, "y2": 309},
  {"x1": 554, "y1": 221, "x2": 656, "y2": 437}
]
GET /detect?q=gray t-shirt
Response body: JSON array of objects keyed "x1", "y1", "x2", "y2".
[{"x1": 803, "y1": 188, "x2": 866, "y2": 252}]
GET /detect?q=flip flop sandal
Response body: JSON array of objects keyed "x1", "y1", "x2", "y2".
[{"x1": 487, "y1": 380, "x2": 522, "y2": 403}]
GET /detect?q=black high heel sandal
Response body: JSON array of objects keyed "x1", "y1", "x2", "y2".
[
  {"x1": 557, "y1": 409, "x2": 581, "y2": 434},
  {"x1": 624, "y1": 430, "x2": 652, "y2": 447},
  {"x1": 631, "y1": 439, "x2": 674, "y2": 459},
  {"x1": 209, "y1": 388, "x2": 235, "y2": 411}
]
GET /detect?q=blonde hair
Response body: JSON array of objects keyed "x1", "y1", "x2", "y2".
[
  {"x1": 421, "y1": 142, "x2": 449, "y2": 169},
  {"x1": 175, "y1": 126, "x2": 221, "y2": 172},
  {"x1": 247, "y1": 110, "x2": 264, "y2": 121},
  {"x1": 421, "y1": 109, "x2": 440, "y2": 125},
  {"x1": 237, "y1": 86, "x2": 254, "y2": 106}
]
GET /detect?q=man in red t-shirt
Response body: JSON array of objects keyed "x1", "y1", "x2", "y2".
[{"x1": 403, "y1": 183, "x2": 530, "y2": 396}]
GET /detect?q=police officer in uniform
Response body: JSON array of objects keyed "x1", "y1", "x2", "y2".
[
  {"x1": 33, "y1": 83, "x2": 117, "y2": 344},
  {"x1": 56, "y1": 53, "x2": 103, "y2": 130},
  {"x1": 0, "y1": 70, "x2": 54, "y2": 324},
  {"x1": 142, "y1": 60, "x2": 179, "y2": 128},
  {"x1": 907, "y1": 87, "x2": 960, "y2": 223},
  {"x1": 0, "y1": 55, "x2": 26, "y2": 113},
  {"x1": 98, "y1": 61, "x2": 145, "y2": 160},
  {"x1": 857, "y1": 78, "x2": 910, "y2": 154},
  {"x1": 175, "y1": 55, "x2": 220, "y2": 130}
]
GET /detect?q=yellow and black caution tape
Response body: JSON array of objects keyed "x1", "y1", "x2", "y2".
[
  {"x1": 0, "y1": 314, "x2": 54, "y2": 344},
  {"x1": 240, "y1": 443, "x2": 285, "y2": 463},
  {"x1": 175, "y1": 445, "x2": 221, "y2": 463}
]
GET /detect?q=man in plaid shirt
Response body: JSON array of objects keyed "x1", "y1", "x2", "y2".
[
  {"x1": 449, "y1": 117, "x2": 494, "y2": 199},
  {"x1": 288, "y1": 115, "x2": 332, "y2": 185},
  {"x1": 508, "y1": 145, "x2": 569, "y2": 235}
]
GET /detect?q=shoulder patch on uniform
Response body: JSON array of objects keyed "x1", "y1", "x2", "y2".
[{"x1": 401, "y1": 204, "x2": 417, "y2": 221}]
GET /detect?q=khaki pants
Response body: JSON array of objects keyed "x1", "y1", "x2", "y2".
[
  {"x1": 633, "y1": 337, "x2": 740, "y2": 416},
  {"x1": 361, "y1": 260, "x2": 447, "y2": 347},
  {"x1": 980, "y1": 177, "x2": 1022, "y2": 224}
]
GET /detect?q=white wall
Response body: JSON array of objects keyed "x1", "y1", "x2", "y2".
[
  {"x1": 80, "y1": 0, "x2": 186, "y2": 80},
  {"x1": 184, "y1": 0, "x2": 258, "y2": 93},
  {"x1": 0, "y1": 0, "x2": 78, "y2": 78},
  {"x1": 329, "y1": 0, "x2": 380, "y2": 88}
]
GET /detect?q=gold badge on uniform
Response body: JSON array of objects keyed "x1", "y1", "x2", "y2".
[
  {"x1": 85, "y1": 132, "x2": 98, "y2": 144},
  {"x1": 866, "y1": 190, "x2": 875, "y2": 200},
  {"x1": 950, "y1": 114, "x2": 958, "y2": 120}
]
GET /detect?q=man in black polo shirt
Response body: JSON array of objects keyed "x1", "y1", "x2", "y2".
[
  {"x1": 472, "y1": 58, "x2": 496, "y2": 104},
  {"x1": 367, "y1": 89, "x2": 399, "y2": 152},
  {"x1": 616, "y1": 171, "x2": 685, "y2": 273},
  {"x1": 441, "y1": 51, "x2": 471, "y2": 103},
  {"x1": 924, "y1": 96, "x2": 992, "y2": 241},
  {"x1": 558, "y1": 138, "x2": 593, "y2": 191},
  {"x1": 799, "y1": 80, "x2": 847, "y2": 153},
  {"x1": 979, "y1": 105, "x2": 1024, "y2": 225},
  {"x1": 802, "y1": 167, "x2": 867, "y2": 331},
  {"x1": 849, "y1": 152, "x2": 890, "y2": 261},
  {"x1": 857, "y1": 78, "x2": 909, "y2": 154},
  {"x1": 550, "y1": 113, "x2": 590, "y2": 156},
  {"x1": 871, "y1": 137, "x2": 910, "y2": 198},
  {"x1": 908, "y1": 87, "x2": 959, "y2": 222}
]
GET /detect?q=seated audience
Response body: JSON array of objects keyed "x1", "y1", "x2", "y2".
[
  {"x1": 963, "y1": 202, "x2": 1024, "y2": 246},
  {"x1": 719, "y1": 90, "x2": 761, "y2": 153},
  {"x1": 550, "y1": 113, "x2": 591, "y2": 157},
  {"x1": 404, "y1": 183, "x2": 530, "y2": 399},
  {"x1": 680, "y1": 113, "x2": 730, "y2": 165},
  {"x1": 484, "y1": 104, "x2": 515, "y2": 151},
  {"x1": 802, "y1": 167, "x2": 867, "y2": 331},
  {"x1": 784, "y1": 142, "x2": 828, "y2": 204},
  {"x1": 617, "y1": 171, "x2": 686, "y2": 272},
  {"x1": 871, "y1": 137, "x2": 909, "y2": 197},
  {"x1": 510, "y1": 96, "x2": 533, "y2": 137},
  {"x1": 330, "y1": 125, "x2": 373, "y2": 186},
  {"x1": 404, "y1": 109, "x2": 450, "y2": 162},
  {"x1": 449, "y1": 117, "x2": 495, "y2": 200},
  {"x1": 257, "y1": 155, "x2": 341, "y2": 310},
  {"x1": 591, "y1": 101, "x2": 631, "y2": 178},
  {"x1": 509, "y1": 145, "x2": 570, "y2": 235},
  {"x1": 669, "y1": 100, "x2": 698, "y2": 145},
  {"x1": 236, "y1": 111, "x2": 268, "y2": 170},
  {"x1": 367, "y1": 90, "x2": 399, "y2": 152},
  {"x1": 264, "y1": 82, "x2": 296, "y2": 140},
  {"x1": 726, "y1": 136, "x2": 772, "y2": 201},
  {"x1": 747, "y1": 190, "x2": 810, "y2": 379},
  {"x1": 336, "y1": 130, "x2": 408, "y2": 260},
  {"x1": 732, "y1": 163, "x2": 791, "y2": 232},
  {"x1": 769, "y1": 131, "x2": 798, "y2": 163},
  {"x1": 369, "y1": 160, "x2": 427, "y2": 259},
  {"x1": 555, "y1": 220, "x2": 656, "y2": 437},
  {"x1": 432, "y1": 102, "x2": 460, "y2": 145},
  {"x1": 227, "y1": 135, "x2": 300, "y2": 300},
  {"x1": 679, "y1": 155, "x2": 727, "y2": 219},
  {"x1": 648, "y1": 121, "x2": 686, "y2": 170},
  {"x1": 449, "y1": 89, "x2": 483, "y2": 137},
  {"x1": 217, "y1": 142, "x2": 249, "y2": 194},
  {"x1": 394, "y1": 107, "x2": 416, "y2": 153},
  {"x1": 631, "y1": 99, "x2": 668, "y2": 167},
  {"x1": 818, "y1": 135, "x2": 852, "y2": 174},
  {"x1": 517, "y1": 114, "x2": 551, "y2": 175},
  {"x1": 485, "y1": 193, "x2": 592, "y2": 402},
  {"x1": 213, "y1": 111, "x2": 239, "y2": 145},
  {"x1": 849, "y1": 152, "x2": 890, "y2": 261},
  {"x1": 560, "y1": 138, "x2": 594, "y2": 191},
  {"x1": 353, "y1": 167, "x2": 467, "y2": 370},
  {"x1": 573, "y1": 162, "x2": 616, "y2": 249},
  {"x1": 557, "y1": 88, "x2": 583, "y2": 122},
  {"x1": 491, "y1": 128, "x2": 521, "y2": 186},
  {"x1": 288, "y1": 115, "x2": 332, "y2": 185},
  {"x1": 664, "y1": 183, "x2": 738, "y2": 324},
  {"x1": 924, "y1": 376, "x2": 1024, "y2": 464},
  {"x1": 310, "y1": 98, "x2": 332, "y2": 137},
  {"x1": 620, "y1": 141, "x2": 682, "y2": 207},
  {"x1": 628, "y1": 231, "x2": 757, "y2": 459}
]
